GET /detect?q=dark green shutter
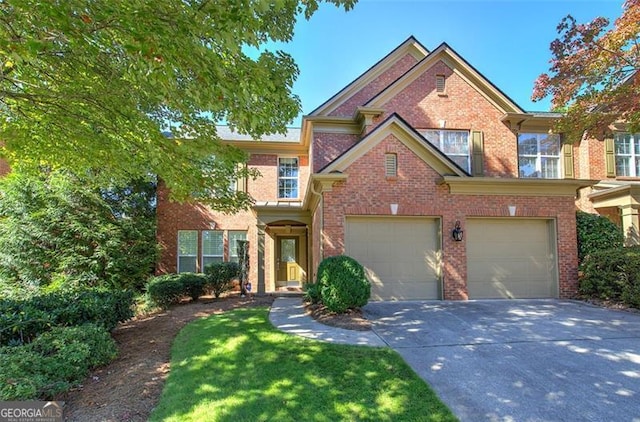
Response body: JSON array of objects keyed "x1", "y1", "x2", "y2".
[
  {"x1": 562, "y1": 143, "x2": 574, "y2": 179},
  {"x1": 471, "y1": 131, "x2": 484, "y2": 176},
  {"x1": 605, "y1": 138, "x2": 615, "y2": 177}
]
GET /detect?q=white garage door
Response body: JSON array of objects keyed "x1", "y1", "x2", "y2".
[
  {"x1": 345, "y1": 217, "x2": 441, "y2": 300},
  {"x1": 467, "y1": 219, "x2": 558, "y2": 299}
]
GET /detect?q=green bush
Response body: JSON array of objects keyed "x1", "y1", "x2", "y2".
[
  {"x1": 0, "y1": 288, "x2": 134, "y2": 346},
  {"x1": 317, "y1": 255, "x2": 371, "y2": 313},
  {"x1": 0, "y1": 323, "x2": 117, "y2": 400},
  {"x1": 576, "y1": 211, "x2": 623, "y2": 262},
  {"x1": 204, "y1": 262, "x2": 240, "y2": 298},
  {"x1": 580, "y1": 246, "x2": 640, "y2": 307},
  {"x1": 146, "y1": 275, "x2": 185, "y2": 308},
  {"x1": 302, "y1": 281, "x2": 322, "y2": 304},
  {"x1": 179, "y1": 273, "x2": 207, "y2": 301}
]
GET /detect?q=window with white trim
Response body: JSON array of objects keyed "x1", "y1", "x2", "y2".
[
  {"x1": 228, "y1": 231, "x2": 248, "y2": 263},
  {"x1": 518, "y1": 133, "x2": 561, "y2": 178},
  {"x1": 423, "y1": 129, "x2": 470, "y2": 172},
  {"x1": 278, "y1": 157, "x2": 299, "y2": 199},
  {"x1": 177, "y1": 230, "x2": 198, "y2": 273},
  {"x1": 614, "y1": 133, "x2": 640, "y2": 177},
  {"x1": 202, "y1": 230, "x2": 223, "y2": 269}
]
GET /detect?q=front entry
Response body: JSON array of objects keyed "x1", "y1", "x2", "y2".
[{"x1": 276, "y1": 236, "x2": 302, "y2": 287}]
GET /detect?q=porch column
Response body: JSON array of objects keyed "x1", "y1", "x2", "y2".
[
  {"x1": 620, "y1": 205, "x2": 640, "y2": 246},
  {"x1": 257, "y1": 223, "x2": 266, "y2": 294}
]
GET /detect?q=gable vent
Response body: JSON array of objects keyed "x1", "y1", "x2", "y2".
[
  {"x1": 385, "y1": 153, "x2": 397, "y2": 177},
  {"x1": 436, "y1": 75, "x2": 446, "y2": 93}
]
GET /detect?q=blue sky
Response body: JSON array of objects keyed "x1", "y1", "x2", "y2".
[{"x1": 273, "y1": 0, "x2": 625, "y2": 127}]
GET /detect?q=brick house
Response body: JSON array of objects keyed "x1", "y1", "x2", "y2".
[{"x1": 156, "y1": 36, "x2": 638, "y2": 300}]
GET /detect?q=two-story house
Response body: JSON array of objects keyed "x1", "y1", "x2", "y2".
[{"x1": 157, "y1": 36, "x2": 636, "y2": 301}]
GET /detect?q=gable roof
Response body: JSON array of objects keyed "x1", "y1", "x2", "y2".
[
  {"x1": 320, "y1": 113, "x2": 469, "y2": 177},
  {"x1": 365, "y1": 42, "x2": 525, "y2": 114},
  {"x1": 309, "y1": 36, "x2": 429, "y2": 116}
]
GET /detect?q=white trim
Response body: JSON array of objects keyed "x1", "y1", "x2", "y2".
[{"x1": 278, "y1": 156, "x2": 300, "y2": 200}]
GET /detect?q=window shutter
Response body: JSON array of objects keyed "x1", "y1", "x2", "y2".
[
  {"x1": 385, "y1": 153, "x2": 397, "y2": 177},
  {"x1": 471, "y1": 131, "x2": 484, "y2": 176},
  {"x1": 562, "y1": 142, "x2": 574, "y2": 179},
  {"x1": 605, "y1": 137, "x2": 615, "y2": 177}
]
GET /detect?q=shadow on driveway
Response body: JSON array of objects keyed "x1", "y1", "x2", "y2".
[{"x1": 364, "y1": 300, "x2": 640, "y2": 422}]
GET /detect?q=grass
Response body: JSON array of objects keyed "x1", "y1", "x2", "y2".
[{"x1": 149, "y1": 307, "x2": 457, "y2": 422}]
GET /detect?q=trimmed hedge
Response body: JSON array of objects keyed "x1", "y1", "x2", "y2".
[
  {"x1": 579, "y1": 246, "x2": 640, "y2": 308},
  {"x1": 316, "y1": 255, "x2": 371, "y2": 313},
  {"x1": 576, "y1": 211, "x2": 623, "y2": 263},
  {"x1": 0, "y1": 323, "x2": 117, "y2": 400},
  {"x1": 0, "y1": 288, "x2": 134, "y2": 346}
]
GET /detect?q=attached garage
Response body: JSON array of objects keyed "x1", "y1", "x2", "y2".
[
  {"x1": 466, "y1": 218, "x2": 558, "y2": 299},
  {"x1": 345, "y1": 217, "x2": 441, "y2": 300}
]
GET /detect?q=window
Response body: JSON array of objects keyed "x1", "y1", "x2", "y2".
[
  {"x1": 278, "y1": 157, "x2": 299, "y2": 199},
  {"x1": 177, "y1": 230, "x2": 198, "y2": 273},
  {"x1": 202, "y1": 230, "x2": 223, "y2": 269},
  {"x1": 518, "y1": 133, "x2": 561, "y2": 178},
  {"x1": 385, "y1": 153, "x2": 397, "y2": 177},
  {"x1": 228, "y1": 231, "x2": 248, "y2": 263},
  {"x1": 435, "y1": 75, "x2": 446, "y2": 93},
  {"x1": 423, "y1": 130, "x2": 470, "y2": 172},
  {"x1": 614, "y1": 133, "x2": 640, "y2": 177}
]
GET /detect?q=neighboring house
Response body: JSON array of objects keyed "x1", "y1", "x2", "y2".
[{"x1": 156, "y1": 36, "x2": 634, "y2": 300}]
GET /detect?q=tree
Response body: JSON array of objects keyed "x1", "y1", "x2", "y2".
[
  {"x1": 0, "y1": 170, "x2": 158, "y2": 292},
  {"x1": 532, "y1": 0, "x2": 640, "y2": 142},
  {"x1": 0, "y1": 0, "x2": 356, "y2": 210}
]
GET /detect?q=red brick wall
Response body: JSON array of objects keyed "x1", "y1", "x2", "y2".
[
  {"x1": 312, "y1": 133, "x2": 360, "y2": 172},
  {"x1": 379, "y1": 60, "x2": 518, "y2": 177},
  {"x1": 320, "y1": 135, "x2": 579, "y2": 299},
  {"x1": 330, "y1": 53, "x2": 419, "y2": 117}
]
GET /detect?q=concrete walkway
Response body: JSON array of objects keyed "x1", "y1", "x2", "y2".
[{"x1": 268, "y1": 297, "x2": 386, "y2": 347}]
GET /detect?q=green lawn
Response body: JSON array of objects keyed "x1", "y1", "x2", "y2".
[{"x1": 149, "y1": 307, "x2": 457, "y2": 422}]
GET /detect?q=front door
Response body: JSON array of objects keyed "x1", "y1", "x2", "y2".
[{"x1": 277, "y1": 237, "x2": 300, "y2": 286}]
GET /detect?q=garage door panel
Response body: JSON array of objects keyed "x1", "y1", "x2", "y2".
[
  {"x1": 467, "y1": 219, "x2": 558, "y2": 299},
  {"x1": 346, "y1": 217, "x2": 440, "y2": 300}
]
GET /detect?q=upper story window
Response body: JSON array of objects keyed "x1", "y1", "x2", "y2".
[
  {"x1": 423, "y1": 130, "x2": 470, "y2": 172},
  {"x1": 278, "y1": 157, "x2": 299, "y2": 199},
  {"x1": 614, "y1": 133, "x2": 640, "y2": 177},
  {"x1": 518, "y1": 133, "x2": 561, "y2": 178}
]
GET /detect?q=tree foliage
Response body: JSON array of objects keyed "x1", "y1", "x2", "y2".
[
  {"x1": 533, "y1": 0, "x2": 640, "y2": 141},
  {"x1": 0, "y1": 0, "x2": 356, "y2": 210},
  {"x1": 0, "y1": 170, "x2": 158, "y2": 292}
]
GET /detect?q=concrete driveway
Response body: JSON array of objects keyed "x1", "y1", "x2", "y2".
[{"x1": 363, "y1": 300, "x2": 640, "y2": 422}]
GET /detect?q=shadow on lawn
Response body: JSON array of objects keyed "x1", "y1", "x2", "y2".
[{"x1": 149, "y1": 307, "x2": 456, "y2": 422}]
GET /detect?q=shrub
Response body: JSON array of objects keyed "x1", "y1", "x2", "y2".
[
  {"x1": 0, "y1": 288, "x2": 134, "y2": 346},
  {"x1": 179, "y1": 273, "x2": 207, "y2": 301},
  {"x1": 302, "y1": 281, "x2": 322, "y2": 304},
  {"x1": 145, "y1": 275, "x2": 185, "y2": 309},
  {"x1": 580, "y1": 246, "x2": 640, "y2": 307},
  {"x1": 317, "y1": 255, "x2": 370, "y2": 313},
  {"x1": 576, "y1": 211, "x2": 623, "y2": 263},
  {"x1": 204, "y1": 262, "x2": 240, "y2": 298},
  {"x1": 0, "y1": 323, "x2": 117, "y2": 400}
]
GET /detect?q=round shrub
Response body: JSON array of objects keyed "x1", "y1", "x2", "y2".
[
  {"x1": 317, "y1": 255, "x2": 371, "y2": 313},
  {"x1": 577, "y1": 211, "x2": 623, "y2": 262},
  {"x1": 579, "y1": 246, "x2": 640, "y2": 308},
  {"x1": 204, "y1": 262, "x2": 240, "y2": 298},
  {"x1": 146, "y1": 274, "x2": 184, "y2": 308},
  {"x1": 302, "y1": 281, "x2": 322, "y2": 304},
  {"x1": 179, "y1": 273, "x2": 207, "y2": 301}
]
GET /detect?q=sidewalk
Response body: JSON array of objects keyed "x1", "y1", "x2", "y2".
[{"x1": 268, "y1": 297, "x2": 386, "y2": 347}]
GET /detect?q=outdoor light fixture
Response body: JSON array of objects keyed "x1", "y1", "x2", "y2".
[
  {"x1": 209, "y1": 221, "x2": 217, "y2": 230},
  {"x1": 452, "y1": 220, "x2": 464, "y2": 241}
]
